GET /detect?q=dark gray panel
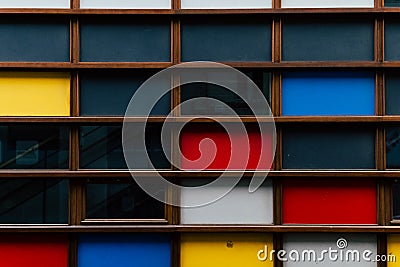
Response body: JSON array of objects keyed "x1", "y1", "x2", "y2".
[
  {"x1": 385, "y1": 74, "x2": 400, "y2": 114},
  {"x1": 393, "y1": 183, "x2": 400, "y2": 219},
  {"x1": 80, "y1": 71, "x2": 170, "y2": 116},
  {"x1": 385, "y1": 0, "x2": 400, "y2": 7},
  {"x1": 0, "y1": 22, "x2": 69, "y2": 62},
  {"x1": 282, "y1": 126, "x2": 375, "y2": 169},
  {"x1": 385, "y1": 21, "x2": 400, "y2": 61},
  {"x1": 181, "y1": 21, "x2": 271, "y2": 62},
  {"x1": 80, "y1": 22, "x2": 170, "y2": 62},
  {"x1": 386, "y1": 127, "x2": 400, "y2": 169},
  {"x1": 282, "y1": 20, "x2": 374, "y2": 61}
]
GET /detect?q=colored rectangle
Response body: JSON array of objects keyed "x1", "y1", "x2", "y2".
[
  {"x1": 282, "y1": 20, "x2": 374, "y2": 61},
  {"x1": 387, "y1": 235, "x2": 400, "y2": 267},
  {"x1": 386, "y1": 74, "x2": 400, "y2": 114},
  {"x1": 80, "y1": 71, "x2": 170, "y2": 116},
  {"x1": 80, "y1": 0, "x2": 170, "y2": 8},
  {"x1": 283, "y1": 234, "x2": 377, "y2": 266},
  {"x1": 0, "y1": 126, "x2": 69, "y2": 169},
  {"x1": 386, "y1": 127, "x2": 400, "y2": 169},
  {"x1": 0, "y1": 72, "x2": 70, "y2": 116},
  {"x1": 386, "y1": 0, "x2": 400, "y2": 6},
  {"x1": 86, "y1": 183, "x2": 164, "y2": 219},
  {"x1": 393, "y1": 183, "x2": 400, "y2": 220},
  {"x1": 281, "y1": 0, "x2": 373, "y2": 8},
  {"x1": 0, "y1": 234, "x2": 68, "y2": 267},
  {"x1": 386, "y1": 21, "x2": 400, "y2": 61},
  {"x1": 180, "y1": 124, "x2": 274, "y2": 170},
  {"x1": 181, "y1": 21, "x2": 271, "y2": 62},
  {"x1": 0, "y1": 179, "x2": 68, "y2": 224},
  {"x1": 181, "y1": 0, "x2": 272, "y2": 9},
  {"x1": 181, "y1": 233, "x2": 273, "y2": 267},
  {"x1": 0, "y1": 22, "x2": 69, "y2": 62},
  {"x1": 282, "y1": 179, "x2": 376, "y2": 224},
  {"x1": 282, "y1": 126, "x2": 375, "y2": 169},
  {"x1": 78, "y1": 234, "x2": 171, "y2": 267},
  {"x1": 80, "y1": 21, "x2": 170, "y2": 62},
  {"x1": 282, "y1": 72, "x2": 375, "y2": 115},
  {"x1": 0, "y1": 0, "x2": 70, "y2": 8},
  {"x1": 181, "y1": 179, "x2": 273, "y2": 224}
]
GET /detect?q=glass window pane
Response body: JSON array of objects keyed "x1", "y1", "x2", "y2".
[
  {"x1": 386, "y1": 127, "x2": 400, "y2": 169},
  {"x1": 283, "y1": 179, "x2": 376, "y2": 224},
  {"x1": 86, "y1": 183, "x2": 164, "y2": 219},
  {"x1": 181, "y1": 20, "x2": 271, "y2": 62},
  {"x1": 181, "y1": 70, "x2": 271, "y2": 116},
  {"x1": 0, "y1": 179, "x2": 68, "y2": 224},
  {"x1": 282, "y1": 126, "x2": 375, "y2": 169},
  {"x1": 282, "y1": 20, "x2": 374, "y2": 61},
  {"x1": 78, "y1": 234, "x2": 171, "y2": 267},
  {"x1": 0, "y1": 20, "x2": 69, "y2": 62},
  {"x1": 181, "y1": 179, "x2": 273, "y2": 224},
  {"x1": 385, "y1": 21, "x2": 400, "y2": 61},
  {"x1": 0, "y1": 72, "x2": 70, "y2": 116},
  {"x1": 0, "y1": 0, "x2": 70, "y2": 8},
  {"x1": 386, "y1": 74, "x2": 400, "y2": 115},
  {"x1": 80, "y1": 70, "x2": 170, "y2": 116},
  {"x1": 393, "y1": 183, "x2": 400, "y2": 220},
  {"x1": 282, "y1": 72, "x2": 375, "y2": 116},
  {"x1": 80, "y1": 125, "x2": 169, "y2": 169},
  {"x1": 80, "y1": 0, "x2": 170, "y2": 9},
  {"x1": 385, "y1": 0, "x2": 400, "y2": 7},
  {"x1": 0, "y1": 126, "x2": 69, "y2": 169},
  {"x1": 80, "y1": 21, "x2": 170, "y2": 62},
  {"x1": 181, "y1": 0, "x2": 272, "y2": 9},
  {"x1": 281, "y1": 0, "x2": 373, "y2": 8}
]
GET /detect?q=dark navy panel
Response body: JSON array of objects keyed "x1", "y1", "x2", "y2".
[
  {"x1": 80, "y1": 22, "x2": 170, "y2": 62},
  {"x1": 393, "y1": 183, "x2": 400, "y2": 219},
  {"x1": 282, "y1": 72, "x2": 375, "y2": 115},
  {"x1": 0, "y1": 22, "x2": 69, "y2": 62},
  {"x1": 386, "y1": 127, "x2": 400, "y2": 169},
  {"x1": 385, "y1": 0, "x2": 400, "y2": 7},
  {"x1": 80, "y1": 71, "x2": 170, "y2": 116},
  {"x1": 181, "y1": 21, "x2": 271, "y2": 61},
  {"x1": 385, "y1": 21, "x2": 400, "y2": 61},
  {"x1": 78, "y1": 234, "x2": 171, "y2": 267},
  {"x1": 282, "y1": 20, "x2": 374, "y2": 61},
  {"x1": 385, "y1": 74, "x2": 400, "y2": 114},
  {"x1": 282, "y1": 126, "x2": 375, "y2": 169}
]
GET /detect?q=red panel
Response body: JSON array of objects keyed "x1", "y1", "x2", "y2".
[
  {"x1": 282, "y1": 179, "x2": 377, "y2": 224},
  {"x1": 0, "y1": 234, "x2": 68, "y2": 267},
  {"x1": 180, "y1": 124, "x2": 273, "y2": 170}
]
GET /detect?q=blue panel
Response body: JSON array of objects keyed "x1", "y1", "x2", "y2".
[
  {"x1": 78, "y1": 234, "x2": 171, "y2": 267},
  {"x1": 282, "y1": 72, "x2": 375, "y2": 116}
]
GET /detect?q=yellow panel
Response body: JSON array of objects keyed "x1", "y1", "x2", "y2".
[
  {"x1": 388, "y1": 235, "x2": 400, "y2": 267},
  {"x1": 181, "y1": 233, "x2": 273, "y2": 267},
  {"x1": 0, "y1": 72, "x2": 70, "y2": 116}
]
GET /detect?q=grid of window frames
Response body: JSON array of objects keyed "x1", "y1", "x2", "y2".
[{"x1": 2, "y1": 0, "x2": 400, "y2": 267}]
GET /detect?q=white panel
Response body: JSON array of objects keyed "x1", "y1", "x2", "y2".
[
  {"x1": 181, "y1": 0, "x2": 272, "y2": 9},
  {"x1": 283, "y1": 234, "x2": 377, "y2": 267},
  {"x1": 0, "y1": 0, "x2": 70, "y2": 8},
  {"x1": 181, "y1": 180, "x2": 273, "y2": 224},
  {"x1": 281, "y1": 0, "x2": 374, "y2": 8},
  {"x1": 80, "y1": 0, "x2": 171, "y2": 9}
]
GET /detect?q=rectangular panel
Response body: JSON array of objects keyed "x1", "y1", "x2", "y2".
[
  {"x1": 0, "y1": 179, "x2": 68, "y2": 224},
  {"x1": 386, "y1": 0, "x2": 400, "y2": 6},
  {"x1": 283, "y1": 234, "x2": 377, "y2": 266},
  {"x1": 181, "y1": 179, "x2": 273, "y2": 224},
  {"x1": 86, "y1": 183, "x2": 164, "y2": 219},
  {"x1": 80, "y1": 125, "x2": 169, "y2": 169},
  {"x1": 181, "y1": 233, "x2": 273, "y2": 267},
  {"x1": 80, "y1": 71, "x2": 170, "y2": 116},
  {"x1": 386, "y1": 127, "x2": 400, "y2": 169},
  {"x1": 281, "y1": 0, "x2": 374, "y2": 8},
  {"x1": 0, "y1": 0, "x2": 69, "y2": 8},
  {"x1": 180, "y1": 124, "x2": 274, "y2": 170},
  {"x1": 282, "y1": 179, "x2": 376, "y2": 224},
  {"x1": 387, "y1": 235, "x2": 400, "y2": 267},
  {"x1": 181, "y1": 70, "x2": 271, "y2": 116},
  {"x1": 78, "y1": 234, "x2": 171, "y2": 267},
  {"x1": 0, "y1": 72, "x2": 70, "y2": 116},
  {"x1": 282, "y1": 72, "x2": 375, "y2": 115},
  {"x1": 386, "y1": 74, "x2": 400, "y2": 114},
  {"x1": 80, "y1": 21, "x2": 170, "y2": 62},
  {"x1": 0, "y1": 234, "x2": 68, "y2": 267},
  {"x1": 386, "y1": 21, "x2": 400, "y2": 61},
  {"x1": 282, "y1": 126, "x2": 375, "y2": 169},
  {"x1": 282, "y1": 20, "x2": 374, "y2": 61},
  {"x1": 181, "y1": 0, "x2": 272, "y2": 9},
  {"x1": 0, "y1": 126, "x2": 69, "y2": 169},
  {"x1": 80, "y1": 0, "x2": 170, "y2": 8},
  {"x1": 393, "y1": 183, "x2": 400, "y2": 220},
  {"x1": 0, "y1": 21, "x2": 69, "y2": 62},
  {"x1": 181, "y1": 21, "x2": 271, "y2": 62}
]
